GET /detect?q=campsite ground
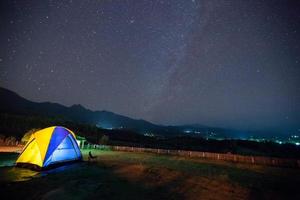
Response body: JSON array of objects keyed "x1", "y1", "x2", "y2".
[{"x1": 0, "y1": 149, "x2": 300, "y2": 200}]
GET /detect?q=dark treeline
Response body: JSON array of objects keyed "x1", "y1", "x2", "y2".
[
  {"x1": 1, "y1": 113, "x2": 300, "y2": 159},
  {"x1": 0, "y1": 113, "x2": 105, "y2": 141}
]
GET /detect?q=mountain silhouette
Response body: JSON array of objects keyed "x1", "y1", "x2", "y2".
[{"x1": 0, "y1": 87, "x2": 259, "y2": 138}]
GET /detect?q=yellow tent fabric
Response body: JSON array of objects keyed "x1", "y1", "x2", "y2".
[
  {"x1": 16, "y1": 126, "x2": 82, "y2": 168},
  {"x1": 17, "y1": 127, "x2": 55, "y2": 167},
  {"x1": 17, "y1": 137, "x2": 43, "y2": 166}
]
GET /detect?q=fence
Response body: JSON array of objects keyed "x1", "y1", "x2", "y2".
[{"x1": 108, "y1": 145, "x2": 300, "y2": 168}]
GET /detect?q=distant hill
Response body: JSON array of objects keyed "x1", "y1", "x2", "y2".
[
  {"x1": 0, "y1": 87, "x2": 265, "y2": 138},
  {"x1": 0, "y1": 87, "x2": 167, "y2": 133}
]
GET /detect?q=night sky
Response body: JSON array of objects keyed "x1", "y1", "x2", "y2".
[{"x1": 0, "y1": 0, "x2": 300, "y2": 133}]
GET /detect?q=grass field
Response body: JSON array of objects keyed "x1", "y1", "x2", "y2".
[{"x1": 0, "y1": 149, "x2": 300, "y2": 200}]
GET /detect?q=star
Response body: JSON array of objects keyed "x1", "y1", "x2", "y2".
[{"x1": 129, "y1": 19, "x2": 135, "y2": 24}]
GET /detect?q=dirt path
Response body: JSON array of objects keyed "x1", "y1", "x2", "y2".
[{"x1": 0, "y1": 145, "x2": 23, "y2": 153}]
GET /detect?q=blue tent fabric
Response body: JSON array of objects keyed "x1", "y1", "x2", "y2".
[
  {"x1": 46, "y1": 135, "x2": 78, "y2": 165},
  {"x1": 43, "y1": 127, "x2": 69, "y2": 165},
  {"x1": 41, "y1": 127, "x2": 82, "y2": 167}
]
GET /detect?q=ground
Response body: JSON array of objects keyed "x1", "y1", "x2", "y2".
[{"x1": 0, "y1": 149, "x2": 300, "y2": 200}]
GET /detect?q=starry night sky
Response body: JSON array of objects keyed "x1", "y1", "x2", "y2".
[{"x1": 0, "y1": 0, "x2": 300, "y2": 133}]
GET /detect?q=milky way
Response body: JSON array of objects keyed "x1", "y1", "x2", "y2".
[{"x1": 0, "y1": 0, "x2": 300, "y2": 133}]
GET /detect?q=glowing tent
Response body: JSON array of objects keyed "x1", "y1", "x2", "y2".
[{"x1": 16, "y1": 126, "x2": 82, "y2": 169}]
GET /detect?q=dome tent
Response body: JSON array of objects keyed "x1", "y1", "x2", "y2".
[{"x1": 16, "y1": 126, "x2": 82, "y2": 169}]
